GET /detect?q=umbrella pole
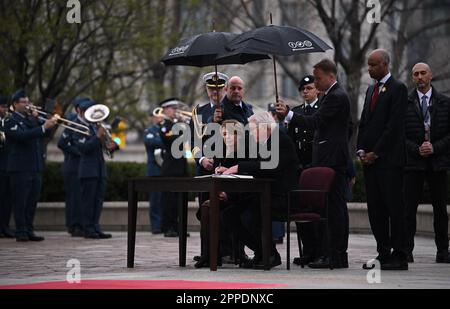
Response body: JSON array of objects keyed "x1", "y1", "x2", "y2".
[
  {"x1": 273, "y1": 55, "x2": 279, "y2": 102},
  {"x1": 269, "y1": 13, "x2": 279, "y2": 102}
]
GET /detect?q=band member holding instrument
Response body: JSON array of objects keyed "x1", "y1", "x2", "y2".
[
  {"x1": 73, "y1": 99, "x2": 118, "y2": 239},
  {"x1": 0, "y1": 93, "x2": 14, "y2": 238},
  {"x1": 158, "y1": 98, "x2": 188, "y2": 237},
  {"x1": 4, "y1": 90, "x2": 57, "y2": 242},
  {"x1": 57, "y1": 97, "x2": 89, "y2": 237}
]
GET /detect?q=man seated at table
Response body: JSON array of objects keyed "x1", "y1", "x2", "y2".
[{"x1": 218, "y1": 112, "x2": 298, "y2": 269}]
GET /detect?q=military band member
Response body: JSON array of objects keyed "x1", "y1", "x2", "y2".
[
  {"x1": 0, "y1": 94, "x2": 14, "y2": 238},
  {"x1": 284, "y1": 75, "x2": 321, "y2": 266},
  {"x1": 57, "y1": 97, "x2": 88, "y2": 237},
  {"x1": 144, "y1": 113, "x2": 164, "y2": 234},
  {"x1": 158, "y1": 98, "x2": 188, "y2": 237},
  {"x1": 5, "y1": 90, "x2": 57, "y2": 241},
  {"x1": 74, "y1": 99, "x2": 118, "y2": 239}
]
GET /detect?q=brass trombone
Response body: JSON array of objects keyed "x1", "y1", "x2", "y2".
[
  {"x1": 26, "y1": 104, "x2": 91, "y2": 136},
  {"x1": 152, "y1": 107, "x2": 192, "y2": 119}
]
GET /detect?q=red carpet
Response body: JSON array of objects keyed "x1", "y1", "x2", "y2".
[{"x1": 0, "y1": 280, "x2": 286, "y2": 289}]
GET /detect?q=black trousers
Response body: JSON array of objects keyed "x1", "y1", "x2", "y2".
[
  {"x1": 0, "y1": 171, "x2": 12, "y2": 230},
  {"x1": 364, "y1": 167, "x2": 406, "y2": 256},
  {"x1": 404, "y1": 170, "x2": 449, "y2": 253},
  {"x1": 63, "y1": 172, "x2": 82, "y2": 231},
  {"x1": 162, "y1": 192, "x2": 179, "y2": 232},
  {"x1": 326, "y1": 171, "x2": 349, "y2": 257},
  {"x1": 80, "y1": 177, "x2": 106, "y2": 234},
  {"x1": 9, "y1": 172, "x2": 42, "y2": 235}
]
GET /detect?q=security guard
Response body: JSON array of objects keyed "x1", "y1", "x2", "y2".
[
  {"x1": 285, "y1": 75, "x2": 321, "y2": 266},
  {"x1": 74, "y1": 99, "x2": 118, "y2": 239},
  {"x1": 5, "y1": 90, "x2": 57, "y2": 241},
  {"x1": 159, "y1": 98, "x2": 188, "y2": 237},
  {"x1": 0, "y1": 93, "x2": 14, "y2": 238},
  {"x1": 143, "y1": 113, "x2": 164, "y2": 234},
  {"x1": 57, "y1": 97, "x2": 89, "y2": 237}
]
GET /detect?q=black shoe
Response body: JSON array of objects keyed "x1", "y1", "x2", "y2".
[
  {"x1": 152, "y1": 230, "x2": 163, "y2": 235},
  {"x1": 98, "y1": 232, "x2": 112, "y2": 239},
  {"x1": 84, "y1": 232, "x2": 100, "y2": 239},
  {"x1": 406, "y1": 252, "x2": 414, "y2": 263},
  {"x1": 293, "y1": 255, "x2": 315, "y2": 266},
  {"x1": 253, "y1": 252, "x2": 282, "y2": 270},
  {"x1": 381, "y1": 258, "x2": 408, "y2": 270},
  {"x1": 71, "y1": 228, "x2": 84, "y2": 237},
  {"x1": 362, "y1": 254, "x2": 390, "y2": 270},
  {"x1": 16, "y1": 234, "x2": 29, "y2": 242},
  {"x1": 436, "y1": 250, "x2": 450, "y2": 263},
  {"x1": 1, "y1": 228, "x2": 15, "y2": 238},
  {"x1": 164, "y1": 229, "x2": 178, "y2": 237},
  {"x1": 193, "y1": 255, "x2": 201, "y2": 262},
  {"x1": 28, "y1": 233, "x2": 45, "y2": 241},
  {"x1": 308, "y1": 256, "x2": 332, "y2": 269},
  {"x1": 194, "y1": 255, "x2": 222, "y2": 268}
]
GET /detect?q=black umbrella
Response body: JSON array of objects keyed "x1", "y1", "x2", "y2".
[
  {"x1": 218, "y1": 18, "x2": 332, "y2": 101},
  {"x1": 161, "y1": 31, "x2": 269, "y2": 66}
]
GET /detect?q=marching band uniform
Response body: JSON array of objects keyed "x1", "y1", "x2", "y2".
[
  {"x1": 144, "y1": 120, "x2": 164, "y2": 234},
  {"x1": 57, "y1": 98, "x2": 88, "y2": 237},
  {"x1": 4, "y1": 90, "x2": 51, "y2": 241}
]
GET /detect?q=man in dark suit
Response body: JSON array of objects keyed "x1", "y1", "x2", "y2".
[
  {"x1": 57, "y1": 98, "x2": 88, "y2": 237},
  {"x1": 158, "y1": 98, "x2": 188, "y2": 237},
  {"x1": 213, "y1": 76, "x2": 253, "y2": 125},
  {"x1": 0, "y1": 94, "x2": 14, "y2": 238},
  {"x1": 220, "y1": 112, "x2": 299, "y2": 269},
  {"x1": 4, "y1": 90, "x2": 57, "y2": 241},
  {"x1": 404, "y1": 62, "x2": 450, "y2": 263},
  {"x1": 74, "y1": 99, "x2": 117, "y2": 239},
  {"x1": 276, "y1": 59, "x2": 351, "y2": 268},
  {"x1": 357, "y1": 49, "x2": 409, "y2": 270}
]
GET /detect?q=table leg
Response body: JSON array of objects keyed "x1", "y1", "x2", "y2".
[
  {"x1": 209, "y1": 184, "x2": 219, "y2": 271},
  {"x1": 178, "y1": 192, "x2": 188, "y2": 267},
  {"x1": 261, "y1": 185, "x2": 272, "y2": 270},
  {"x1": 127, "y1": 180, "x2": 138, "y2": 268}
]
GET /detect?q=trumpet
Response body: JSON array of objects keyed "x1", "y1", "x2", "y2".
[
  {"x1": 26, "y1": 104, "x2": 91, "y2": 136},
  {"x1": 84, "y1": 104, "x2": 117, "y2": 158},
  {"x1": 152, "y1": 107, "x2": 192, "y2": 122}
]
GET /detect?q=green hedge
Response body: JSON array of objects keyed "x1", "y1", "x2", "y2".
[
  {"x1": 41, "y1": 161, "x2": 197, "y2": 202},
  {"x1": 41, "y1": 161, "x2": 449, "y2": 203}
]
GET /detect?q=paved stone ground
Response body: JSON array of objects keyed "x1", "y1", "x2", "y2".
[{"x1": 0, "y1": 232, "x2": 449, "y2": 289}]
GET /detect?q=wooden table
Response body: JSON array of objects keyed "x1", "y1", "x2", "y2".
[{"x1": 127, "y1": 177, "x2": 273, "y2": 271}]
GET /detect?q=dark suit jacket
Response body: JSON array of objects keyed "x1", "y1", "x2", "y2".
[
  {"x1": 57, "y1": 118, "x2": 82, "y2": 174},
  {"x1": 219, "y1": 96, "x2": 254, "y2": 125},
  {"x1": 4, "y1": 112, "x2": 49, "y2": 173},
  {"x1": 238, "y1": 129, "x2": 298, "y2": 215},
  {"x1": 357, "y1": 76, "x2": 408, "y2": 168},
  {"x1": 159, "y1": 118, "x2": 187, "y2": 177},
  {"x1": 405, "y1": 87, "x2": 450, "y2": 171},
  {"x1": 289, "y1": 83, "x2": 351, "y2": 172}
]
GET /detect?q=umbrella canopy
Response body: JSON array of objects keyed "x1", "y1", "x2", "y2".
[
  {"x1": 223, "y1": 25, "x2": 332, "y2": 56},
  {"x1": 161, "y1": 31, "x2": 270, "y2": 67},
  {"x1": 216, "y1": 25, "x2": 332, "y2": 101}
]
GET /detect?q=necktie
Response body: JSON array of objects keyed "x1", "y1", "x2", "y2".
[
  {"x1": 421, "y1": 95, "x2": 429, "y2": 123},
  {"x1": 370, "y1": 82, "x2": 381, "y2": 112},
  {"x1": 304, "y1": 105, "x2": 312, "y2": 114}
]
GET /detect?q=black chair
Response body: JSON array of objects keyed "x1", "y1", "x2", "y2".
[{"x1": 286, "y1": 167, "x2": 336, "y2": 270}]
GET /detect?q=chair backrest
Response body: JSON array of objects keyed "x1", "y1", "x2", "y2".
[{"x1": 297, "y1": 167, "x2": 336, "y2": 212}]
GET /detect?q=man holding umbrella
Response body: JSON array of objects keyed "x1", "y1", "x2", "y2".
[{"x1": 276, "y1": 59, "x2": 351, "y2": 269}]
